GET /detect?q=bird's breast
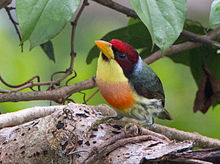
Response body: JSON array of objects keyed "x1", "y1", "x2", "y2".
[{"x1": 97, "y1": 80, "x2": 135, "y2": 110}]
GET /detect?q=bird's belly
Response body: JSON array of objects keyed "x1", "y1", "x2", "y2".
[{"x1": 97, "y1": 80, "x2": 135, "y2": 110}]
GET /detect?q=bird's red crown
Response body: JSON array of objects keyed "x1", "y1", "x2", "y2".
[
  {"x1": 109, "y1": 39, "x2": 139, "y2": 77},
  {"x1": 110, "y1": 39, "x2": 138, "y2": 61}
]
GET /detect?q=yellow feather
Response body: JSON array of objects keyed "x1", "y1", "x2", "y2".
[{"x1": 96, "y1": 52, "x2": 127, "y2": 82}]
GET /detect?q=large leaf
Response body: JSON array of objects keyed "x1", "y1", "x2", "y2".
[
  {"x1": 86, "y1": 22, "x2": 152, "y2": 64},
  {"x1": 129, "y1": 0, "x2": 187, "y2": 53},
  {"x1": 209, "y1": 0, "x2": 220, "y2": 29},
  {"x1": 16, "y1": 0, "x2": 80, "y2": 49}
]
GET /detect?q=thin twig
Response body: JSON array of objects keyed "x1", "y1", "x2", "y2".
[
  {"x1": 0, "y1": 75, "x2": 40, "y2": 89},
  {"x1": 69, "y1": 0, "x2": 89, "y2": 70},
  {"x1": 79, "y1": 91, "x2": 87, "y2": 104},
  {"x1": 84, "y1": 89, "x2": 99, "y2": 104},
  {"x1": 5, "y1": 6, "x2": 23, "y2": 52},
  {"x1": 46, "y1": 0, "x2": 89, "y2": 92},
  {"x1": 65, "y1": 71, "x2": 77, "y2": 86},
  {"x1": 50, "y1": 71, "x2": 66, "y2": 82}
]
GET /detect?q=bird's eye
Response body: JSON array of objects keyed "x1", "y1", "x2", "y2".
[
  {"x1": 119, "y1": 53, "x2": 127, "y2": 59},
  {"x1": 113, "y1": 48, "x2": 128, "y2": 60}
]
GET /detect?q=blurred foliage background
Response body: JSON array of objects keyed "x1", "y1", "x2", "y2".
[{"x1": 0, "y1": 1, "x2": 220, "y2": 139}]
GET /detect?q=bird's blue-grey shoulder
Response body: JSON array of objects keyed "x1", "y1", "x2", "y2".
[{"x1": 128, "y1": 56, "x2": 165, "y2": 105}]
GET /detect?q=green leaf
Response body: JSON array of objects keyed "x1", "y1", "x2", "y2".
[
  {"x1": 40, "y1": 40, "x2": 55, "y2": 62},
  {"x1": 129, "y1": 0, "x2": 187, "y2": 53},
  {"x1": 128, "y1": 18, "x2": 140, "y2": 25},
  {"x1": 209, "y1": 0, "x2": 220, "y2": 29},
  {"x1": 16, "y1": 0, "x2": 80, "y2": 49},
  {"x1": 86, "y1": 22, "x2": 152, "y2": 64}
]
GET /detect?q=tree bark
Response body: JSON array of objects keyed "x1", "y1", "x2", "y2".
[{"x1": 0, "y1": 103, "x2": 220, "y2": 164}]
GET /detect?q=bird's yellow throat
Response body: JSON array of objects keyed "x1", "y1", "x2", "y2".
[{"x1": 96, "y1": 52, "x2": 127, "y2": 83}]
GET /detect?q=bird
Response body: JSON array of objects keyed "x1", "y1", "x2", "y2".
[{"x1": 94, "y1": 39, "x2": 172, "y2": 127}]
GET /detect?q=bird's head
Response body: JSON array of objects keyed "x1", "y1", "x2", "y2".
[{"x1": 95, "y1": 39, "x2": 139, "y2": 77}]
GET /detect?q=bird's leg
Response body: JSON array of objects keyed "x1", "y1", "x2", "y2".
[
  {"x1": 124, "y1": 122, "x2": 140, "y2": 133},
  {"x1": 87, "y1": 115, "x2": 123, "y2": 135},
  {"x1": 123, "y1": 116, "x2": 154, "y2": 134}
]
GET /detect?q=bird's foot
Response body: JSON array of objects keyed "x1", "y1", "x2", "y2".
[
  {"x1": 86, "y1": 115, "x2": 123, "y2": 136},
  {"x1": 123, "y1": 117, "x2": 154, "y2": 135},
  {"x1": 123, "y1": 122, "x2": 142, "y2": 135}
]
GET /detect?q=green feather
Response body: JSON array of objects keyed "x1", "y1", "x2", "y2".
[
  {"x1": 128, "y1": 61, "x2": 172, "y2": 122},
  {"x1": 129, "y1": 62, "x2": 165, "y2": 103}
]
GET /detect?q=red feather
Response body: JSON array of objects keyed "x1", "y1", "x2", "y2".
[
  {"x1": 110, "y1": 39, "x2": 139, "y2": 77},
  {"x1": 110, "y1": 39, "x2": 138, "y2": 61}
]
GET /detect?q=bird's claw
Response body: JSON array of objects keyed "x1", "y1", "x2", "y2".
[
  {"x1": 123, "y1": 122, "x2": 142, "y2": 135},
  {"x1": 86, "y1": 115, "x2": 123, "y2": 137}
]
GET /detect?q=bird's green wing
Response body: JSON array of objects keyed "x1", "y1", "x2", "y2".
[
  {"x1": 129, "y1": 63, "x2": 172, "y2": 120},
  {"x1": 129, "y1": 63, "x2": 165, "y2": 106}
]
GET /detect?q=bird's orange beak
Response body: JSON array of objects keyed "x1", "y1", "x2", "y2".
[{"x1": 95, "y1": 40, "x2": 114, "y2": 59}]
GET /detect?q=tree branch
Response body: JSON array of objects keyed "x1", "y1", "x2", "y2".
[
  {"x1": 181, "y1": 30, "x2": 220, "y2": 49},
  {"x1": 149, "y1": 124, "x2": 220, "y2": 149},
  {"x1": 5, "y1": 6, "x2": 23, "y2": 52},
  {"x1": 92, "y1": 0, "x2": 138, "y2": 18},
  {"x1": 69, "y1": 0, "x2": 89, "y2": 71},
  {"x1": 144, "y1": 27, "x2": 220, "y2": 64},
  {"x1": 0, "y1": 103, "x2": 178, "y2": 164},
  {"x1": 0, "y1": 105, "x2": 65, "y2": 129},
  {"x1": 0, "y1": 78, "x2": 96, "y2": 103},
  {"x1": 1, "y1": 104, "x2": 220, "y2": 150},
  {"x1": 1, "y1": 103, "x2": 220, "y2": 163}
]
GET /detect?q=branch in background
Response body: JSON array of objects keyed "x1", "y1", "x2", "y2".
[
  {"x1": 84, "y1": 89, "x2": 99, "y2": 104},
  {"x1": 144, "y1": 27, "x2": 220, "y2": 64},
  {"x1": 0, "y1": 0, "x2": 12, "y2": 9},
  {"x1": 92, "y1": 0, "x2": 138, "y2": 18},
  {"x1": 48, "y1": 0, "x2": 89, "y2": 91},
  {"x1": 4, "y1": 6, "x2": 23, "y2": 52},
  {"x1": 181, "y1": 30, "x2": 220, "y2": 49},
  {"x1": 0, "y1": 78, "x2": 96, "y2": 103},
  {"x1": 69, "y1": 0, "x2": 89, "y2": 70}
]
